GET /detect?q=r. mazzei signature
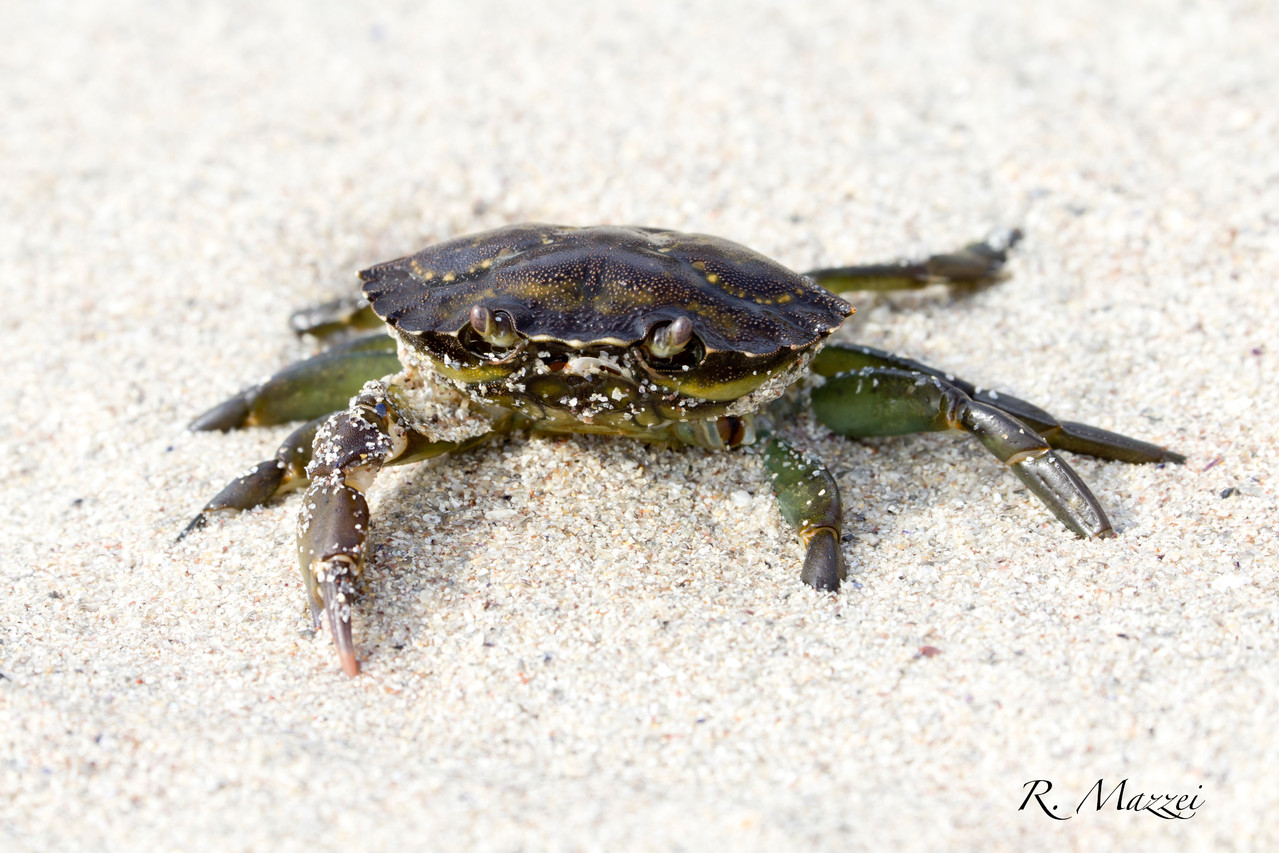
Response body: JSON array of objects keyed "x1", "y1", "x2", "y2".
[{"x1": 1019, "y1": 778, "x2": 1204, "y2": 820}]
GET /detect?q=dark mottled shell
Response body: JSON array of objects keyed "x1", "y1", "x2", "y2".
[{"x1": 359, "y1": 224, "x2": 851, "y2": 356}]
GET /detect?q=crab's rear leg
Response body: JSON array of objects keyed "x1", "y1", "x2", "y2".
[
  {"x1": 289, "y1": 296, "x2": 382, "y2": 338},
  {"x1": 811, "y1": 367, "x2": 1117, "y2": 539},
  {"x1": 804, "y1": 230, "x2": 1022, "y2": 293},
  {"x1": 178, "y1": 416, "x2": 327, "y2": 540},
  {"x1": 762, "y1": 438, "x2": 848, "y2": 591},
  {"x1": 298, "y1": 382, "x2": 500, "y2": 676},
  {"x1": 190, "y1": 333, "x2": 400, "y2": 432},
  {"x1": 812, "y1": 344, "x2": 1185, "y2": 465}
]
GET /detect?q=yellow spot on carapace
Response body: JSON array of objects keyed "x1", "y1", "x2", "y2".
[
  {"x1": 443, "y1": 272, "x2": 456, "y2": 282},
  {"x1": 706, "y1": 273, "x2": 720, "y2": 284},
  {"x1": 691, "y1": 261, "x2": 707, "y2": 271}
]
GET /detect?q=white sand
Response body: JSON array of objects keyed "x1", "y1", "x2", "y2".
[{"x1": 3, "y1": 2, "x2": 1276, "y2": 849}]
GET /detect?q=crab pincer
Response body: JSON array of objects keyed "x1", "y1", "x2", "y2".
[
  {"x1": 297, "y1": 473, "x2": 371, "y2": 677},
  {"x1": 293, "y1": 397, "x2": 399, "y2": 676}
]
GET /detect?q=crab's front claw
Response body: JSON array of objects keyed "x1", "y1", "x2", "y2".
[{"x1": 297, "y1": 478, "x2": 370, "y2": 677}]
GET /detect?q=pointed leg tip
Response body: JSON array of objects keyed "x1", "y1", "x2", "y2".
[
  {"x1": 189, "y1": 394, "x2": 252, "y2": 432},
  {"x1": 327, "y1": 610, "x2": 362, "y2": 677},
  {"x1": 800, "y1": 528, "x2": 847, "y2": 592},
  {"x1": 320, "y1": 566, "x2": 363, "y2": 677},
  {"x1": 998, "y1": 227, "x2": 1024, "y2": 251},
  {"x1": 176, "y1": 513, "x2": 207, "y2": 542}
]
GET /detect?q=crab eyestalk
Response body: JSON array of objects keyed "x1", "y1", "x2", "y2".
[
  {"x1": 469, "y1": 305, "x2": 520, "y2": 349},
  {"x1": 646, "y1": 316, "x2": 694, "y2": 359}
]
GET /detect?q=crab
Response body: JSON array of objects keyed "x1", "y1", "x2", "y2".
[{"x1": 181, "y1": 223, "x2": 1184, "y2": 676}]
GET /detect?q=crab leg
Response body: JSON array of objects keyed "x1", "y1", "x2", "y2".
[
  {"x1": 178, "y1": 416, "x2": 327, "y2": 540},
  {"x1": 288, "y1": 295, "x2": 383, "y2": 338},
  {"x1": 297, "y1": 381, "x2": 500, "y2": 676},
  {"x1": 189, "y1": 333, "x2": 400, "y2": 431},
  {"x1": 762, "y1": 438, "x2": 848, "y2": 591},
  {"x1": 811, "y1": 367, "x2": 1115, "y2": 538},
  {"x1": 811, "y1": 344, "x2": 1184, "y2": 465},
  {"x1": 804, "y1": 230, "x2": 1022, "y2": 293}
]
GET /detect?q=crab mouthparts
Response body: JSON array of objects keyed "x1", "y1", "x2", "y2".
[{"x1": 554, "y1": 353, "x2": 634, "y2": 380}]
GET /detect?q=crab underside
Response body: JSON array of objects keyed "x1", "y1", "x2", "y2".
[{"x1": 182, "y1": 224, "x2": 1183, "y2": 676}]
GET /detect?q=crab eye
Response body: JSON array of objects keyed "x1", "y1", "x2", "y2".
[
  {"x1": 647, "y1": 316, "x2": 693, "y2": 358},
  {"x1": 460, "y1": 305, "x2": 523, "y2": 360},
  {"x1": 469, "y1": 305, "x2": 519, "y2": 347},
  {"x1": 643, "y1": 317, "x2": 704, "y2": 370}
]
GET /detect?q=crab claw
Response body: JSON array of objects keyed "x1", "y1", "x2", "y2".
[
  {"x1": 316, "y1": 558, "x2": 361, "y2": 677},
  {"x1": 297, "y1": 477, "x2": 372, "y2": 677}
]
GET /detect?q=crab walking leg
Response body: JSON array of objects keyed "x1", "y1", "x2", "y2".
[
  {"x1": 762, "y1": 438, "x2": 849, "y2": 591},
  {"x1": 297, "y1": 382, "x2": 500, "y2": 676},
  {"x1": 288, "y1": 296, "x2": 383, "y2": 338},
  {"x1": 178, "y1": 417, "x2": 327, "y2": 540},
  {"x1": 804, "y1": 230, "x2": 1022, "y2": 293},
  {"x1": 812, "y1": 367, "x2": 1113, "y2": 538},
  {"x1": 189, "y1": 333, "x2": 401, "y2": 431},
  {"x1": 811, "y1": 344, "x2": 1184, "y2": 465}
]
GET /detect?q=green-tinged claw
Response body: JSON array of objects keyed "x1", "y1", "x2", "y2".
[
  {"x1": 296, "y1": 485, "x2": 365, "y2": 678},
  {"x1": 289, "y1": 383, "x2": 502, "y2": 675},
  {"x1": 763, "y1": 437, "x2": 847, "y2": 590},
  {"x1": 316, "y1": 557, "x2": 362, "y2": 678},
  {"x1": 322, "y1": 568, "x2": 362, "y2": 677}
]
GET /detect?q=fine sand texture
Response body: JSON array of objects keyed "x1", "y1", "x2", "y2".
[{"x1": 3, "y1": 2, "x2": 1276, "y2": 850}]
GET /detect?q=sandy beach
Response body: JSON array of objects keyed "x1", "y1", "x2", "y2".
[{"x1": 3, "y1": 2, "x2": 1276, "y2": 849}]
